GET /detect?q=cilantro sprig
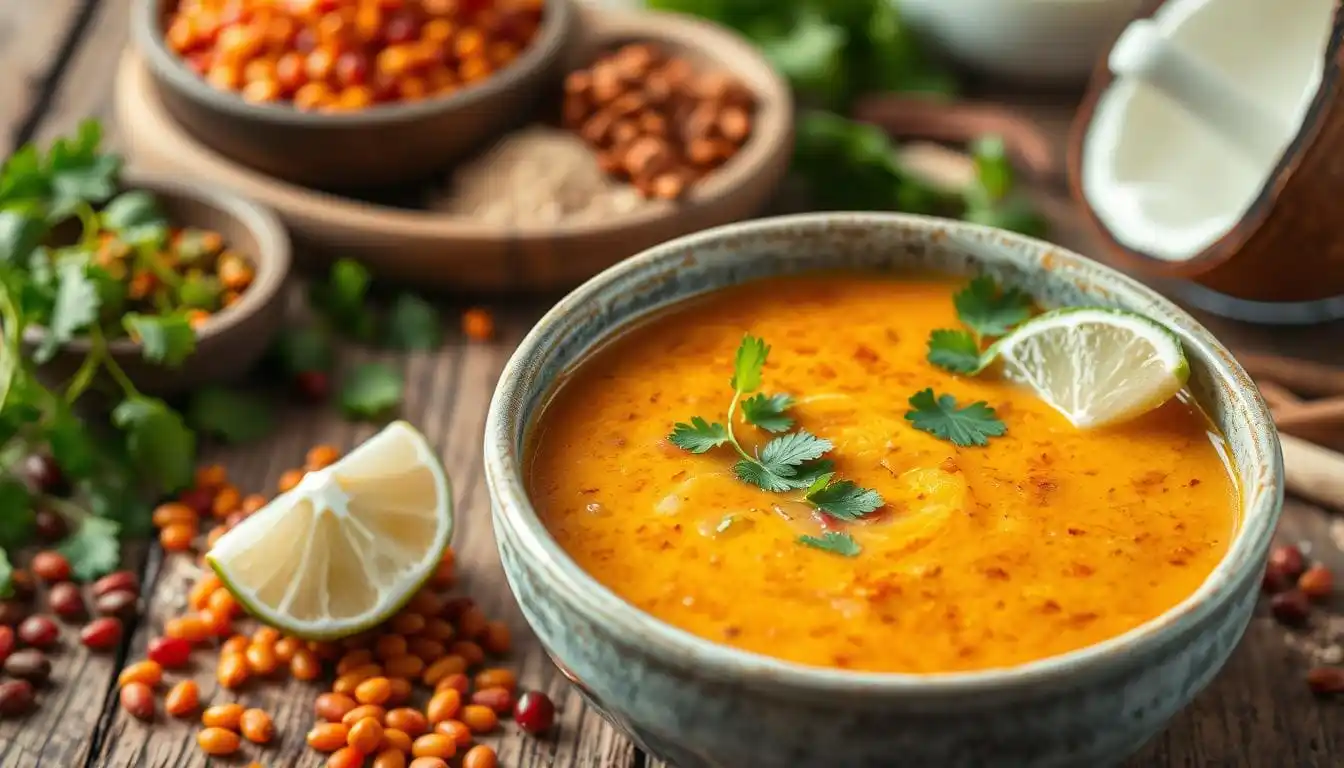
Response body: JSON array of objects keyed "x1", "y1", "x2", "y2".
[
  {"x1": 926, "y1": 276, "x2": 1033, "y2": 374},
  {"x1": 668, "y1": 334, "x2": 884, "y2": 556},
  {"x1": 904, "y1": 388, "x2": 1006, "y2": 447}
]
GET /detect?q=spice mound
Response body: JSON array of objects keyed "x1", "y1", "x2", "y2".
[
  {"x1": 164, "y1": 0, "x2": 546, "y2": 111},
  {"x1": 432, "y1": 127, "x2": 645, "y2": 225},
  {"x1": 564, "y1": 43, "x2": 756, "y2": 200}
]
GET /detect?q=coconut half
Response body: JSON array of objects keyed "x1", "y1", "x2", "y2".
[{"x1": 1070, "y1": 0, "x2": 1344, "y2": 305}]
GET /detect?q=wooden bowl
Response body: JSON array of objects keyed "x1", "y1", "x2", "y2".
[
  {"x1": 1068, "y1": 0, "x2": 1344, "y2": 305},
  {"x1": 114, "y1": 4, "x2": 793, "y2": 294},
  {"x1": 130, "y1": 0, "x2": 577, "y2": 190},
  {"x1": 25, "y1": 172, "x2": 292, "y2": 397}
]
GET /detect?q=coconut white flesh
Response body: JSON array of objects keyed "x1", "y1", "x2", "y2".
[{"x1": 1081, "y1": 0, "x2": 1334, "y2": 262}]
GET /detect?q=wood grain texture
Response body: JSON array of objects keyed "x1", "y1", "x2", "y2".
[
  {"x1": 34, "y1": 0, "x2": 133, "y2": 150},
  {"x1": 0, "y1": 0, "x2": 87, "y2": 153},
  {"x1": 0, "y1": 3, "x2": 150, "y2": 767}
]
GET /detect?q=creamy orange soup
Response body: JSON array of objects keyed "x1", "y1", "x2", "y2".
[{"x1": 527, "y1": 276, "x2": 1239, "y2": 673}]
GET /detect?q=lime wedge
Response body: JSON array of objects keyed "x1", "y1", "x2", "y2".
[
  {"x1": 985, "y1": 308, "x2": 1189, "y2": 429},
  {"x1": 206, "y1": 421, "x2": 453, "y2": 640}
]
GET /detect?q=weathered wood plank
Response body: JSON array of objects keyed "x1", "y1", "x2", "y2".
[
  {"x1": 95, "y1": 308, "x2": 643, "y2": 767},
  {"x1": 33, "y1": 0, "x2": 133, "y2": 151},
  {"x1": 0, "y1": 4, "x2": 157, "y2": 766},
  {"x1": 0, "y1": 0, "x2": 89, "y2": 153}
]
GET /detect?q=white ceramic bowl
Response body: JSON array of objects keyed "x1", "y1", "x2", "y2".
[{"x1": 899, "y1": 0, "x2": 1143, "y2": 86}]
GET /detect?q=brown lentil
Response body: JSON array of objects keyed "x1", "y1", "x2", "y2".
[
  {"x1": 463, "y1": 745, "x2": 499, "y2": 768},
  {"x1": 202, "y1": 702, "x2": 246, "y2": 730},
  {"x1": 470, "y1": 686, "x2": 513, "y2": 714},
  {"x1": 1308, "y1": 665, "x2": 1344, "y2": 695},
  {"x1": 120, "y1": 681, "x2": 155, "y2": 720},
  {"x1": 5, "y1": 649, "x2": 51, "y2": 684},
  {"x1": 165, "y1": 680, "x2": 200, "y2": 717},
  {"x1": 31, "y1": 551, "x2": 71, "y2": 582},
  {"x1": 92, "y1": 570, "x2": 139, "y2": 598},
  {"x1": 198, "y1": 727, "x2": 242, "y2": 756},
  {"x1": 434, "y1": 719, "x2": 473, "y2": 748},
  {"x1": 1299, "y1": 564, "x2": 1334, "y2": 599},
  {"x1": 118, "y1": 659, "x2": 163, "y2": 688},
  {"x1": 94, "y1": 589, "x2": 138, "y2": 619},
  {"x1": 17, "y1": 616, "x2": 58, "y2": 648},
  {"x1": 460, "y1": 704, "x2": 498, "y2": 734},
  {"x1": 307, "y1": 721, "x2": 350, "y2": 752},
  {"x1": 0, "y1": 680, "x2": 35, "y2": 717},
  {"x1": 315, "y1": 691, "x2": 359, "y2": 722},
  {"x1": 47, "y1": 582, "x2": 85, "y2": 618},
  {"x1": 342, "y1": 703, "x2": 387, "y2": 728}
]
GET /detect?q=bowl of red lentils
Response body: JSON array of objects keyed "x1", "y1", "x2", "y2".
[
  {"x1": 24, "y1": 171, "x2": 292, "y2": 397},
  {"x1": 132, "y1": 0, "x2": 575, "y2": 190}
]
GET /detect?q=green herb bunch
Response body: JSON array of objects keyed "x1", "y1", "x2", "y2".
[
  {"x1": 668, "y1": 335, "x2": 884, "y2": 557},
  {"x1": 0, "y1": 121, "x2": 199, "y2": 589}
]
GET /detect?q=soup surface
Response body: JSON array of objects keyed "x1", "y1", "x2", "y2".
[{"x1": 527, "y1": 275, "x2": 1239, "y2": 673}]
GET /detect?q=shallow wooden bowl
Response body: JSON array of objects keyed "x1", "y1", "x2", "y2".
[
  {"x1": 114, "y1": 4, "x2": 793, "y2": 294},
  {"x1": 131, "y1": 0, "x2": 577, "y2": 190},
  {"x1": 25, "y1": 172, "x2": 292, "y2": 397}
]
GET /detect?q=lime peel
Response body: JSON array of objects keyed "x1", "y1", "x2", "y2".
[
  {"x1": 983, "y1": 307, "x2": 1189, "y2": 429},
  {"x1": 206, "y1": 420, "x2": 453, "y2": 641}
]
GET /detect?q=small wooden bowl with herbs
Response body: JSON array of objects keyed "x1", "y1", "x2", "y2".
[{"x1": 5, "y1": 121, "x2": 291, "y2": 398}]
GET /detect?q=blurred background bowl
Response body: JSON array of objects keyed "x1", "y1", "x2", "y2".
[
  {"x1": 24, "y1": 172, "x2": 292, "y2": 398},
  {"x1": 131, "y1": 0, "x2": 577, "y2": 190}
]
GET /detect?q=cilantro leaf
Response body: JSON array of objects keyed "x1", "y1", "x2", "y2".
[
  {"x1": 112, "y1": 396, "x2": 196, "y2": 493},
  {"x1": 0, "y1": 481, "x2": 33, "y2": 548},
  {"x1": 732, "y1": 459, "x2": 797, "y2": 493},
  {"x1": 0, "y1": 209, "x2": 45, "y2": 264},
  {"x1": 668, "y1": 417, "x2": 729, "y2": 453},
  {"x1": 57, "y1": 516, "x2": 121, "y2": 581},
  {"x1": 731, "y1": 334, "x2": 769, "y2": 393},
  {"x1": 36, "y1": 255, "x2": 99, "y2": 362},
  {"x1": 741, "y1": 393, "x2": 794, "y2": 433},
  {"x1": 47, "y1": 401, "x2": 98, "y2": 480},
  {"x1": 0, "y1": 548, "x2": 11, "y2": 598},
  {"x1": 339, "y1": 363, "x2": 404, "y2": 420},
  {"x1": 759, "y1": 430, "x2": 832, "y2": 476},
  {"x1": 953, "y1": 276, "x2": 1031, "y2": 338},
  {"x1": 905, "y1": 388, "x2": 1006, "y2": 447},
  {"x1": 45, "y1": 120, "x2": 120, "y2": 220},
  {"x1": 383, "y1": 293, "x2": 442, "y2": 350},
  {"x1": 0, "y1": 145, "x2": 49, "y2": 203},
  {"x1": 272, "y1": 326, "x2": 335, "y2": 375},
  {"x1": 124, "y1": 312, "x2": 196, "y2": 367},
  {"x1": 798, "y1": 531, "x2": 861, "y2": 557},
  {"x1": 971, "y1": 135, "x2": 1012, "y2": 203},
  {"x1": 188, "y1": 387, "x2": 276, "y2": 444},
  {"x1": 926, "y1": 329, "x2": 983, "y2": 373},
  {"x1": 806, "y1": 478, "x2": 884, "y2": 521},
  {"x1": 173, "y1": 228, "x2": 223, "y2": 266},
  {"x1": 789, "y1": 460, "x2": 835, "y2": 490},
  {"x1": 101, "y1": 190, "x2": 168, "y2": 248},
  {"x1": 178, "y1": 273, "x2": 223, "y2": 311},
  {"x1": 312, "y1": 258, "x2": 375, "y2": 340}
]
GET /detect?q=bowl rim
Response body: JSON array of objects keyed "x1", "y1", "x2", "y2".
[
  {"x1": 117, "y1": 6, "x2": 794, "y2": 240},
  {"x1": 21, "y1": 170, "x2": 292, "y2": 356},
  {"x1": 484, "y1": 210, "x2": 1284, "y2": 696},
  {"x1": 131, "y1": 0, "x2": 575, "y2": 127}
]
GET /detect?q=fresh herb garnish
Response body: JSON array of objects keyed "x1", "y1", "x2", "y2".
[
  {"x1": 311, "y1": 258, "x2": 375, "y2": 341},
  {"x1": 339, "y1": 362, "x2": 405, "y2": 420},
  {"x1": 384, "y1": 293, "x2": 443, "y2": 351},
  {"x1": 904, "y1": 388, "x2": 1006, "y2": 447},
  {"x1": 797, "y1": 531, "x2": 861, "y2": 557},
  {"x1": 953, "y1": 275, "x2": 1032, "y2": 340},
  {"x1": 187, "y1": 387, "x2": 276, "y2": 444},
  {"x1": 668, "y1": 335, "x2": 884, "y2": 552},
  {"x1": 926, "y1": 276, "x2": 1033, "y2": 373}
]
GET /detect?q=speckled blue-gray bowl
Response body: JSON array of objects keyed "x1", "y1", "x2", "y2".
[{"x1": 484, "y1": 212, "x2": 1283, "y2": 768}]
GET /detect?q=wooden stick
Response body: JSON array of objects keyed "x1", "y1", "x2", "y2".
[
  {"x1": 1282, "y1": 433, "x2": 1344, "y2": 511},
  {"x1": 1236, "y1": 351, "x2": 1344, "y2": 397},
  {"x1": 1274, "y1": 396, "x2": 1344, "y2": 432},
  {"x1": 1257, "y1": 379, "x2": 1302, "y2": 410}
]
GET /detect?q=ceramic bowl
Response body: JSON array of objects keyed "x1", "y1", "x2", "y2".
[
  {"x1": 131, "y1": 0, "x2": 575, "y2": 189},
  {"x1": 25, "y1": 172, "x2": 291, "y2": 398},
  {"x1": 484, "y1": 212, "x2": 1283, "y2": 768},
  {"x1": 898, "y1": 0, "x2": 1143, "y2": 87},
  {"x1": 115, "y1": 4, "x2": 792, "y2": 292}
]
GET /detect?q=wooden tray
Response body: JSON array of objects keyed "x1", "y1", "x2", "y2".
[{"x1": 114, "y1": 4, "x2": 792, "y2": 294}]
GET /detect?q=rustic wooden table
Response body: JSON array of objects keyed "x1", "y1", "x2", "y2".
[{"x1": 3, "y1": 2, "x2": 1343, "y2": 766}]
